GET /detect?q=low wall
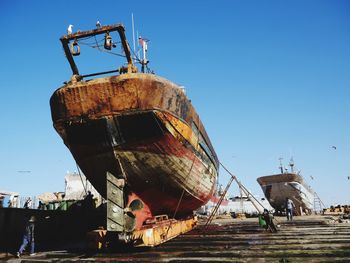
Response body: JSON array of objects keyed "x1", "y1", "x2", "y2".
[{"x1": 0, "y1": 205, "x2": 105, "y2": 252}]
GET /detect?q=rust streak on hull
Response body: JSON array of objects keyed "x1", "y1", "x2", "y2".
[{"x1": 50, "y1": 73, "x2": 218, "y2": 230}]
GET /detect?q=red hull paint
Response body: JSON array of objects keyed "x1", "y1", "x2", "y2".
[
  {"x1": 51, "y1": 74, "x2": 219, "y2": 229},
  {"x1": 70, "y1": 128, "x2": 215, "y2": 219}
]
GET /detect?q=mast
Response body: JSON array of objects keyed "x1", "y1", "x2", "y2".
[
  {"x1": 60, "y1": 24, "x2": 137, "y2": 78},
  {"x1": 138, "y1": 36, "x2": 149, "y2": 73},
  {"x1": 289, "y1": 157, "x2": 295, "y2": 173},
  {"x1": 279, "y1": 157, "x2": 284, "y2": 174},
  {"x1": 132, "y1": 13, "x2": 136, "y2": 61}
]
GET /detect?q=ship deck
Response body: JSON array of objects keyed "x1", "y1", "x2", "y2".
[{"x1": 2, "y1": 214, "x2": 350, "y2": 262}]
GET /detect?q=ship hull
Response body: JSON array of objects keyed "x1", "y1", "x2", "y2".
[
  {"x1": 257, "y1": 173, "x2": 314, "y2": 214},
  {"x1": 50, "y1": 73, "x2": 218, "y2": 227}
]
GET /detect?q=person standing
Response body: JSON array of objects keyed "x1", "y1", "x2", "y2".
[
  {"x1": 84, "y1": 191, "x2": 95, "y2": 210},
  {"x1": 17, "y1": 216, "x2": 36, "y2": 257},
  {"x1": 286, "y1": 198, "x2": 295, "y2": 221},
  {"x1": 24, "y1": 197, "x2": 32, "y2": 209},
  {"x1": 8, "y1": 195, "x2": 13, "y2": 207},
  {"x1": 0, "y1": 194, "x2": 4, "y2": 208},
  {"x1": 8, "y1": 195, "x2": 18, "y2": 208},
  {"x1": 38, "y1": 201, "x2": 45, "y2": 210}
]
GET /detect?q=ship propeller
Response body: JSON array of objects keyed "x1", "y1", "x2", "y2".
[
  {"x1": 129, "y1": 199, "x2": 144, "y2": 211},
  {"x1": 124, "y1": 212, "x2": 136, "y2": 232},
  {"x1": 124, "y1": 199, "x2": 144, "y2": 232}
]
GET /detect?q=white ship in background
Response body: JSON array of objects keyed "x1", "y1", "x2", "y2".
[
  {"x1": 197, "y1": 184, "x2": 273, "y2": 216},
  {"x1": 197, "y1": 195, "x2": 273, "y2": 216},
  {"x1": 257, "y1": 158, "x2": 315, "y2": 215}
]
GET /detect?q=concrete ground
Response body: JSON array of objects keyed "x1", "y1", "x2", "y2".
[{"x1": 1, "y1": 214, "x2": 350, "y2": 262}]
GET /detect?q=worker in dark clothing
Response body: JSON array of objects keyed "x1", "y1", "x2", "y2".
[
  {"x1": 17, "y1": 216, "x2": 36, "y2": 257},
  {"x1": 262, "y1": 209, "x2": 277, "y2": 232},
  {"x1": 84, "y1": 191, "x2": 95, "y2": 210},
  {"x1": 0, "y1": 195, "x2": 4, "y2": 208},
  {"x1": 23, "y1": 197, "x2": 32, "y2": 209}
]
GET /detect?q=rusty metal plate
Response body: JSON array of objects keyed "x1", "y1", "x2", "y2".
[{"x1": 107, "y1": 172, "x2": 125, "y2": 232}]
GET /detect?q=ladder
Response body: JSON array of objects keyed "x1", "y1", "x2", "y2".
[{"x1": 313, "y1": 192, "x2": 325, "y2": 214}]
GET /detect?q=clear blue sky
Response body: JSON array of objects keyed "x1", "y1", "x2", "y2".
[{"x1": 1, "y1": 1, "x2": 349, "y2": 207}]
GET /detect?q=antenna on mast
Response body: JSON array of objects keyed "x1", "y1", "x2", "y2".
[
  {"x1": 279, "y1": 157, "x2": 284, "y2": 174},
  {"x1": 131, "y1": 13, "x2": 136, "y2": 62},
  {"x1": 131, "y1": 14, "x2": 149, "y2": 72},
  {"x1": 289, "y1": 157, "x2": 295, "y2": 173},
  {"x1": 136, "y1": 30, "x2": 140, "y2": 59}
]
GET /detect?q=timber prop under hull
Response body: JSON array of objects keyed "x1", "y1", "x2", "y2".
[{"x1": 50, "y1": 73, "x2": 219, "y2": 229}]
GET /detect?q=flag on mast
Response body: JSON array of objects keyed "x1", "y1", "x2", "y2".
[{"x1": 138, "y1": 36, "x2": 148, "y2": 51}]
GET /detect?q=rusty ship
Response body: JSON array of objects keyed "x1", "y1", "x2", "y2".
[
  {"x1": 50, "y1": 23, "x2": 218, "y2": 245},
  {"x1": 257, "y1": 159, "x2": 315, "y2": 215}
]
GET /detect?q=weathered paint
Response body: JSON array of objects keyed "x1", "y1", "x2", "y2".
[
  {"x1": 50, "y1": 72, "x2": 219, "y2": 230},
  {"x1": 51, "y1": 73, "x2": 217, "y2": 159},
  {"x1": 131, "y1": 215, "x2": 197, "y2": 247},
  {"x1": 257, "y1": 173, "x2": 315, "y2": 213},
  {"x1": 87, "y1": 215, "x2": 197, "y2": 248}
]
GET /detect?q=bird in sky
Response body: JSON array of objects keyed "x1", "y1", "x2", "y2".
[
  {"x1": 67, "y1": 24, "x2": 73, "y2": 35},
  {"x1": 96, "y1": 20, "x2": 101, "y2": 28},
  {"x1": 310, "y1": 175, "x2": 314, "y2": 180},
  {"x1": 347, "y1": 176, "x2": 350, "y2": 180},
  {"x1": 331, "y1": 145, "x2": 337, "y2": 150}
]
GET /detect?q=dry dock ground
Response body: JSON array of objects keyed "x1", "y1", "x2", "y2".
[{"x1": 1, "y1": 214, "x2": 350, "y2": 262}]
